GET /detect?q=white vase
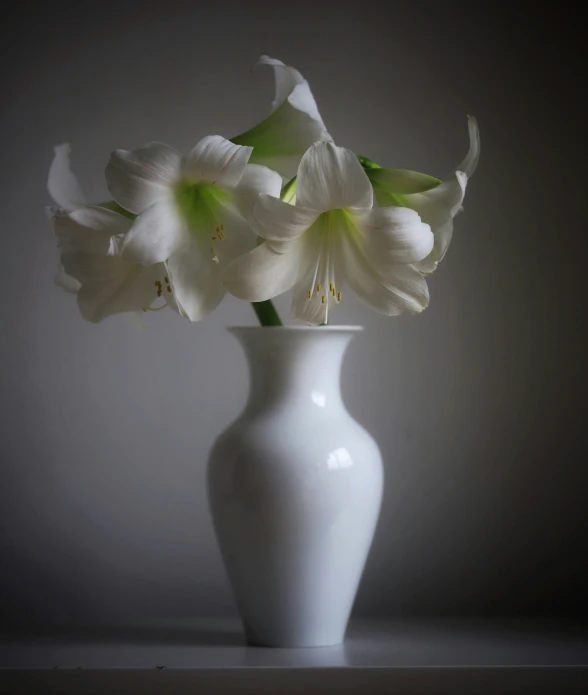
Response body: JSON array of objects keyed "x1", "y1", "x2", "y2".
[{"x1": 207, "y1": 326, "x2": 383, "y2": 648}]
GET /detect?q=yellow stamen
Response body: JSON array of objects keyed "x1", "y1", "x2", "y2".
[
  {"x1": 337, "y1": 291, "x2": 342, "y2": 301},
  {"x1": 308, "y1": 290, "x2": 312, "y2": 299},
  {"x1": 321, "y1": 295, "x2": 326, "y2": 304},
  {"x1": 317, "y1": 283, "x2": 322, "y2": 292},
  {"x1": 329, "y1": 283, "x2": 333, "y2": 292}
]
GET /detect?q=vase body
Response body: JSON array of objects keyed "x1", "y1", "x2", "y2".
[{"x1": 207, "y1": 326, "x2": 383, "y2": 647}]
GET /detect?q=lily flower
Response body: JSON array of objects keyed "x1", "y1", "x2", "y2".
[
  {"x1": 53, "y1": 206, "x2": 169, "y2": 323},
  {"x1": 106, "y1": 135, "x2": 281, "y2": 321},
  {"x1": 231, "y1": 56, "x2": 331, "y2": 180},
  {"x1": 48, "y1": 144, "x2": 173, "y2": 321},
  {"x1": 224, "y1": 141, "x2": 434, "y2": 325},
  {"x1": 367, "y1": 116, "x2": 480, "y2": 273}
]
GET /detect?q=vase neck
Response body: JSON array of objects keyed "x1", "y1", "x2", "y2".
[{"x1": 230, "y1": 327, "x2": 360, "y2": 411}]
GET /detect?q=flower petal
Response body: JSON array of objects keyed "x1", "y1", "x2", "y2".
[
  {"x1": 105, "y1": 142, "x2": 181, "y2": 214},
  {"x1": 457, "y1": 115, "x2": 480, "y2": 178},
  {"x1": 61, "y1": 250, "x2": 164, "y2": 323},
  {"x1": 290, "y1": 232, "x2": 344, "y2": 326},
  {"x1": 353, "y1": 206, "x2": 434, "y2": 265},
  {"x1": 54, "y1": 206, "x2": 132, "y2": 254},
  {"x1": 55, "y1": 264, "x2": 81, "y2": 293},
  {"x1": 119, "y1": 201, "x2": 188, "y2": 266},
  {"x1": 232, "y1": 163, "x2": 282, "y2": 227},
  {"x1": 231, "y1": 57, "x2": 331, "y2": 179},
  {"x1": 341, "y1": 235, "x2": 429, "y2": 315},
  {"x1": 165, "y1": 239, "x2": 227, "y2": 321},
  {"x1": 256, "y1": 55, "x2": 306, "y2": 113},
  {"x1": 253, "y1": 194, "x2": 318, "y2": 242},
  {"x1": 223, "y1": 240, "x2": 301, "y2": 302},
  {"x1": 297, "y1": 142, "x2": 373, "y2": 212},
  {"x1": 367, "y1": 168, "x2": 441, "y2": 195},
  {"x1": 183, "y1": 135, "x2": 252, "y2": 189},
  {"x1": 47, "y1": 144, "x2": 88, "y2": 211},
  {"x1": 401, "y1": 171, "x2": 467, "y2": 272}
]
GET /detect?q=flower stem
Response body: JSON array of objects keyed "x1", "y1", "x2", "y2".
[{"x1": 251, "y1": 300, "x2": 283, "y2": 327}]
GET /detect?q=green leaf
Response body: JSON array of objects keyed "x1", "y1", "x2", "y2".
[{"x1": 367, "y1": 168, "x2": 441, "y2": 195}]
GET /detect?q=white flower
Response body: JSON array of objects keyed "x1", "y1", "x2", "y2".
[
  {"x1": 106, "y1": 135, "x2": 281, "y2": 322},
  {"x1": 47, "y1": 144, "x2": 169, "y2": 321},
  {"x1": 224, "y1": 142, "x2": 434, "y2": 325},
  {"x1": 53, "y1": 207, "x2": 170, "y2": 323},
  {"x1": 368, "y1": 116, "x2": 480, "y2": 273},
  {"x1": 231, "y1": 56, "x2": 331, "y2": 180}
]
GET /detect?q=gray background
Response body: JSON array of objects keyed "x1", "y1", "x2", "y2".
[{"x1": 1, "y1": 1, "x2": 586, "y2": 629}]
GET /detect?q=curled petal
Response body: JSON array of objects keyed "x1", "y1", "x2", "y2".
[
  {"x1": 183, "y1": 135, "x2": 252, "y2": 189},
  {"x1": 47, "y1": 144, "x2": 88, "y2": 211},
  {"x1": 297, "y1": 142, "x2": 373, "y2": 212},
  {"x1": 342, "y1": 235, "x2": 429, "y2": 315},
  {"x1": 232, "y1": 57, "x2": 331, "y2": 179},
  {"x1": 253, "y1": 194, "x2": 318, "y2": 242},
  {"x1": 55, "y1": 264, "x2": 81, "y2": 293},
  {"x1": 457, "y1": 115, "x2": 480, "y2": 178},
  {"x1": 232, "y1": 163, "x2": 282, "y2": 227},
  {"x1": 223, "y1": 240, "x2": 301, "y2": 302},
  {"x1": 403, "y1": 172, "x2": 467, "y2": 272},
  {"x1": 106, "y1": 142, "x2": 181, "y2": 214},
  {"x1": 354, "y1": 206, "x2": 433, "y2": 265}
]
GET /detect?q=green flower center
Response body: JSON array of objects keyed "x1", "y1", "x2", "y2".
[{"x1": 174, "y1": 181, "x2": 232, "y2": 263}]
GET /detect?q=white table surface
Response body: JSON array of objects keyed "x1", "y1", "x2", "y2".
[{"x1": 2, "y1": 618, "x2": 588, "y2": 693}]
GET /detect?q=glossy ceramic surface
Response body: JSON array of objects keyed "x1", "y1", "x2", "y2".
[{"x1": 207, "y1": 327, "x2": 383, "y2": 647}]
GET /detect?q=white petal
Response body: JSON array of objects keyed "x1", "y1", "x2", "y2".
[
  {"x1": 55, "y1": 264, "x2": 81, "y2": 293},
  {"x1": 253, "y1": 194, "x2": 318, "y2": 242},
  {"x1": 61, "y1": 250, "x2": 164, "y2": 323},
  {"x1": 232, "y1": 163, "x2": 282, "y2": 227},
  {"x1": 119, "y1": 202, "x2": 188, "y2": 266},
  {"x1": 183, "y1": 135, "x2": 252, "y2": 188},
  {"x1": 297, "y1": 142, "x2": 373, "y2": 212},
  {"x1": 256, "y1": 55, "x2": 305, "y2": 113},
  {"x1": 232, "y1": 61, "x2": 331, "y2": 179},
  {"x1": 290, "y1": 234, "x2": 344, "y2": 326},
  {"x1": 401, "y1": 171, "x2": 467, "y2": 271},
  {"x1": 105, "y1": 142, "x2": 181, "y2": 214},
  {"x1": 53, "y1": 206, "x2": 132, "y2": 255},
  {"x1": 166, "y1": 239, "x2": 227, "y2": 321},
  {"x1": 341, "y1": 236, "x2": 429, "y2": 315},
  {"x1": 456, "y1": 115, "x2": 480, "y2": 178},
  {"x1": 223, "y1": 240, "x2": 301, "y2": 302},
  {"x1": 354, "y1": 207, "x2": 434, "y2": 265},
  {"x1": 47, "y1": 144, "x2": 88, "y2": 211}
]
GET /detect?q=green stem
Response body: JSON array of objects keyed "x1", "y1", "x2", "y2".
[{"x1": 251, "y1": 299, "x2": 283, "y2": 327}]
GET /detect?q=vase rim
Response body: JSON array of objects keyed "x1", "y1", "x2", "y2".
[{"x1": 228, "y1": 325, "x2": 363, "y2": 333}]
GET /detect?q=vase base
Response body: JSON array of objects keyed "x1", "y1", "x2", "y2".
[{"x1": 244, "y1": 623, "x2": 344, "y2": 649}]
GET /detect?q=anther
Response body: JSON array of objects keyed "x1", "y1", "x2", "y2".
[
  {"x1": 317, "y1": 283, "x2": 322, "y2": 292},
  {"x1": 164, "y1": 276, "x2": 169, "y2": 283},
  {"x1": 321, "y1": 295, "x2": 326, "y2": 304},
  {"x1": 308, "y1": 290, "x2": 312, "y2": 299},
  {"x1": 337, "y1": 291, "x2": 342, "y2": 301},
  {"x1": 329, "y1": 283, "x2": 333, "y2": 292}
]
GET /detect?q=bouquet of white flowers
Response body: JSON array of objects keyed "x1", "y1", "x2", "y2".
[{"x1": 47, "y1": 56, "x2": 479, "y2": 326}]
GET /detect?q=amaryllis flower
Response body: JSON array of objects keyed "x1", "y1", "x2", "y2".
[
  {"x1": 231, "y1": 56, "x2": 331, "y2": 180},
  {"x1": 367, "y1": 116, "x2": 480, "y2": 273},
  {"x1": 224, "y1": 141, "x2": 434, "y2": 325},
  {"x1": 54, "y1": 207, "x2": 169, "y2": 323},
  {"x1": 106, "y1": 135, "x2": 281, "y2": 321},
  {"x1": 47, "y1": 144, "x2": 168, "y2": 321}
]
